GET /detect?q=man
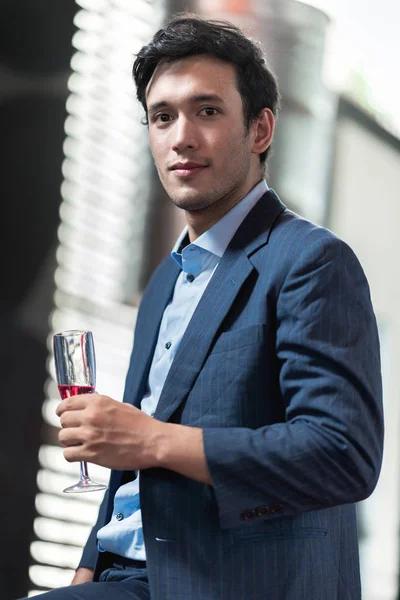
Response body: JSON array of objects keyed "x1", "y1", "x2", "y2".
[{"x1": 26, "y1": 14, "x2": 383, "y2": 600}]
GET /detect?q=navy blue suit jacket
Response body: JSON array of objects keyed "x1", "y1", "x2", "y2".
[{"x1": 80, "y1": 190, "x2": 383, "y2": 599}]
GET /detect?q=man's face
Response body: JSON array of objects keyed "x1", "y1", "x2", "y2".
[{"x1": 145, "y1": 55, "x2": 259, "y2": 214}]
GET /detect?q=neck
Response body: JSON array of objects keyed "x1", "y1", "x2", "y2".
[{"x1": 186, "y1": 177, "x2": 263, "y2": 242}]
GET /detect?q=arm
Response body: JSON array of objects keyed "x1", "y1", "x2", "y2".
[{"x1": 199, "y1": 235, "x2": 384, "y2": 526}]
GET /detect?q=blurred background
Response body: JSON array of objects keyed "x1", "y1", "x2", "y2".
[{"x1": 1, "y1": 0, "x2": 399, "y2": 597}]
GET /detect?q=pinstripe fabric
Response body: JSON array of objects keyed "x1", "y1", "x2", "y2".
[
  {"x1": 96, "y1": 181, "x2": 267, "y2": 563},
  {"x1": 80, "y1": 189, "x2": 383, "y2": 600}
]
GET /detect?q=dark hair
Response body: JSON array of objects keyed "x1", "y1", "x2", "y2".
[{"x1": 132, "y1": 14, "x2": 281, "y2": 166}]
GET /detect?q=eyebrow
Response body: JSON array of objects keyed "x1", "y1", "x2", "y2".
[{"x1": 148, "y1": 94, "x2": 225, "y2": 114}]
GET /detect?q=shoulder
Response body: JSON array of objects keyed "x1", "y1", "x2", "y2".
[
  {"x1": 251, "y1": 207, "x2": 368, "y2": 297},
  {"x1": 270, "y1": 208, "x2": 359, "y2": 266},
  {"x1": 272, "y1": 212, "x2": 372, "y2": 310},
  {"x1": 273, "y1": 208, "x2": 337, "y2": 245}
]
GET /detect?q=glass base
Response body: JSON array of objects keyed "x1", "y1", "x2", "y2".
[{"x1": 63, "y1": 477, "x2": 108, "y2": 494}]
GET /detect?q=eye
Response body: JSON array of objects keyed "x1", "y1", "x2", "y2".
[
  {"x1": 154, "y1": 113, "x2": 172, "y2": 123},
  {"x1": 200, "y1": 107, "x2": 219, "y2": 116}
]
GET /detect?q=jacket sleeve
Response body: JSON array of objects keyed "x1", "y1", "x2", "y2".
[
  {"x1": 203, "y1": 234, "x2": 384, "y2": 529},
  {"x1": 78, "y1": 488, "x2": 110, "y2": 570}
]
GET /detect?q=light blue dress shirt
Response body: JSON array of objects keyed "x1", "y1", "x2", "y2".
[{"x1": 97, "y1": 179, "x2": 269, "y2": 560}]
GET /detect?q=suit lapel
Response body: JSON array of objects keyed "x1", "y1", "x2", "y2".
[
  {"x1": 235, "y1": 188, "x2": 286, "y2": 257},
  {"x1": 123, "y1": 257, "x2": 180, "y2": 409},
  {"x1": 154, "y1": 247, "x2": 254, "y2": 422},
  {"x1": 154, "y1": 189, "x2": 286, "y2": 422}
]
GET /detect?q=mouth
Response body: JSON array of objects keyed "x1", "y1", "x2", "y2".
[{"x1": 169, "y1": 162, "x2": 208, "y2": 178}]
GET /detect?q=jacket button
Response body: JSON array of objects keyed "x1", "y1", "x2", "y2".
[
  {"x1": 270, "y1": 504, "x2": 283, "y2": 514},
  {"x1": 242, "y1": 510, "x2": 256, "y2": 521},
  {"x1": 186, "y1": 273, "x2": 195, "y2": 282},
  {"x1": 256, "y1": 505, "x2": 270, "y2": 517},
  {"x1": 116, "y1": 512, "x2": 124, "y2": 521}
]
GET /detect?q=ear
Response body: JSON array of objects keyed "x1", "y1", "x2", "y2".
[{"x1": 251, "y1": 108, "x2": 275, "y2": 157}]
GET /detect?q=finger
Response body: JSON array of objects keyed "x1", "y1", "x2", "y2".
[
  {"x1": 63, "y1": 446, "x2": 86, "y2": 463},
  {"x1": 63, "y1": 444, "x2": 95, "y2": 464},
  {"x1": 59, "y1": 426, "x2": 84, "y2": 447},
  {"x1": 56, "y1": 393, "x2": 97, "y2": 416},
  {"x1": 59, "y1": 410, "x2": 83, "y2": 429}
]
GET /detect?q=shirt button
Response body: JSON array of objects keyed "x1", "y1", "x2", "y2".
[
  {"x1": 186, "y1": 273, "x2": 195, "y2": 282},
  {"x1": 116, "y1": 512, "x2": 124, "y2": 521},
  {"x1": 165, "y1": 341, "x2": 172, "y2": 350}
]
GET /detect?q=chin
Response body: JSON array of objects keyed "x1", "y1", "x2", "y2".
[{"x1": 170, "y1": 192, "x2": 209, "y2": 212}]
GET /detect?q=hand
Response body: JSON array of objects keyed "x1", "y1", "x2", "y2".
[
  {"x1": 56, "y1": 393, "x2": 165, "y2": 471},
  {"x1": 71, "y1": 567, "x2": 93, "y2": 585},
  {"x1": 56, "y1": 393, "x2": 212, "y2": 484}
]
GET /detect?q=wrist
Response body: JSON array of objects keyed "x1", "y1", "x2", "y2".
[
  {"x1": 151, "y1": 421, "x2": 212, "y2": 485},
  {"x1": 151, "y1": 421, "x2": 177, "y2": 469}
]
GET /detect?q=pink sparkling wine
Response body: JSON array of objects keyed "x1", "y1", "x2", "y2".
[{"x1": 58, "y1": 384, "x2": 95, "y2": 399}]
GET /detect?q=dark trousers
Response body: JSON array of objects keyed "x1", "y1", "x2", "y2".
[{"x1": 19, "y1": 563, "x2": 150, "y2": 600}]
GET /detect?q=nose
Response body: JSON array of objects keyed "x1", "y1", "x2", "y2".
[{"x1": 172, "y1": 116, "x2": 199, "y2": 153}]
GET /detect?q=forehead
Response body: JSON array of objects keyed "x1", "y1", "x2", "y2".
[{"x1": 145, "y1": 55, "x2": 240, "y2": 107}]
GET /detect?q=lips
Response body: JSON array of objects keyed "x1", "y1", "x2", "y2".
[{"x1": 169, "y1": 161, "x2": 208, "y2": 177}]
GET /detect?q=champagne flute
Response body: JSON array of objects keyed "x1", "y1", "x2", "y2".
[{"x1": 53, "y1": 329, "x2": 107, "y2": 493}]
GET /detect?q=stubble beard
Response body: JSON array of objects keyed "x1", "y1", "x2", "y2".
[
  {"x1": 165, "y1": 152, "x2": 252, "y2": 215},
  {"x1": 169, "y1": 186, "x2": 223, "y2": 213},
  {"x1": 158, "y1": 126, "x2": 253, "y2": 214}
]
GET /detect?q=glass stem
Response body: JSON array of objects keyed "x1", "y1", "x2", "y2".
[{"x1": 80, "y1": 461, "x2": 90, "y2": 481}]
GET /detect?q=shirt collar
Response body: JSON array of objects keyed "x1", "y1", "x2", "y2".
[{"x1": 172, "y1": 180, "x2": 268, "y2": 264}]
